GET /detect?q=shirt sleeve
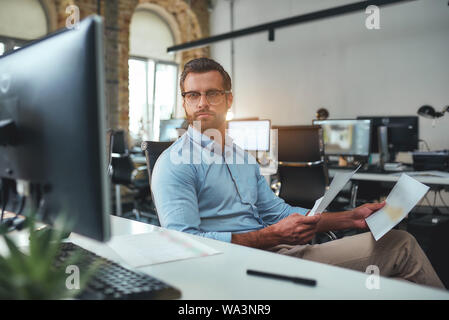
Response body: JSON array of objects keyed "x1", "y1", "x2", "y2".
[
  {"x1": 151, "y1": 152, "x2": 232, "y2": 243},
  {"x1": 255, "y1": 166, "x2": 309, "y2": 225}
]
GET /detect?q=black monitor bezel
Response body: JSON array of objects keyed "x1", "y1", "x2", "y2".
[
  {"x1": 357, "y1": 116, "x2": 419, "y2": 153},
  {"x1": 0, "y1": 16, "x2": 111, "y2": 242}
]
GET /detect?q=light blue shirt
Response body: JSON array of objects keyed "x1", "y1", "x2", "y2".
[{"x1": 151, "y1": 126, "x2": 309, "y2": 243}]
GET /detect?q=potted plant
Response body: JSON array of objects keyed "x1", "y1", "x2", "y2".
[{"x1": 0, "y1": 214, "x2": 96, "y2": 299}]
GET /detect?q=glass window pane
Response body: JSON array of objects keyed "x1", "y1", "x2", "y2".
[
  {"x1": 146, "y1": 60, "x2": 155, "y2": 139},
  {"x1": 128, "y1": 59, "x2": 148, "y2": 141},
  {"x1": 0, "y1": 42, "x2": 4, "y2": 55},
  {"x1": 153, "y1": 63, "x2": 177, "y2": 140}
]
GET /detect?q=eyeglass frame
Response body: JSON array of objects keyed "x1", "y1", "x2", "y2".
[{"x1": 181, "y1": 89, "x2": 232, "y2": 106}]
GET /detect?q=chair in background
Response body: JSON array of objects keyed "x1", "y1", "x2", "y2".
[
  {"x1": 272, "y1": 125, "x2": 336, "y2": 243},
  {"x1": 108, "y1": 130, "x2": 157, "y2": 223},
  {"x1": 273, "y1": 125, "x2": 329, "y2": 207},
  {"x1": 141, "y1": 141, "x2": 173, "y2": 222},
  {"x1": 276, "y1": 163, "x2": 328, "y2": 209}
]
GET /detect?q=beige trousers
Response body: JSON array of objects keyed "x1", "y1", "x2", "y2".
[{"x1": 268, "y1": 230, "x2": 445, "y2": 290}]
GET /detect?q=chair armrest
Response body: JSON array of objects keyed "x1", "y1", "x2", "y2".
[{"x1": 131, "y1": 165, "x2": 148, "y2": 181}]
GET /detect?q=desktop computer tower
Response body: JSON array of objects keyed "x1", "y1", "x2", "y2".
[{"x1": 407, "y1": 214, "x2": 449, "y2": 289}]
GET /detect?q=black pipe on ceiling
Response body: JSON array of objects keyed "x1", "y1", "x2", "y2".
[{"x1": 167, "y1": 0, "x2": 417, "y2": 53}]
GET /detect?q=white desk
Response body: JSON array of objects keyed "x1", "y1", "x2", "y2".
[
  {"x1": 67, "y1": 215, "x2": 449, "y2": 300},
  {"x1": 329, "y1": 169, "x2": 449, "y2": 187}
]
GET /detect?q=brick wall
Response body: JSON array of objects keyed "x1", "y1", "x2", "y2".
[{"x1": 52, "y1": 0, "x2": 210, "y2": 133}]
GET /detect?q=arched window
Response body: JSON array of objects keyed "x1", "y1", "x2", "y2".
[
  {"x1": 129, "y1": 8, "x2": 179, "y2": 142},
  {"x1": 0, "y1": 0, "x2": 48, "y2": 55}
]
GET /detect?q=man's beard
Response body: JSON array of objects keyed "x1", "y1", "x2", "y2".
[{"x1": 186, "y1": 111, "x2": 226, "y2": 132}]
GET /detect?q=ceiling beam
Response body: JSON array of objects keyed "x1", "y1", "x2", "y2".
[{"x1": 167, "y1": 0, "x2": 416, "y2": 53}]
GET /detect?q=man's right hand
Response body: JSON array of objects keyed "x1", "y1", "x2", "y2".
[
  {"x1": 231, "y1": 213, "x2": 321, "y2": 249},
  {"x1": 270, "y1": 213, "x2": 321, "y2": 245}
]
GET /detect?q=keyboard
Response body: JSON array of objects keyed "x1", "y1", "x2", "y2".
[{"x1": 56, "y1": 242, "x2": 181, "y2": 300}]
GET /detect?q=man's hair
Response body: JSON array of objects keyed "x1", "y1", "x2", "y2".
[{"x1": 180, "y1": 57, "x2": 232, "y2": 93}]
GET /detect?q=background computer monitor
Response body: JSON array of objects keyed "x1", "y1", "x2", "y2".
[
  {"x1": 227, "y1": 120, "x2": 271, "y2": 151},
  {"x1": 0, "y1": 16, "x2": 111, "y2": 241},
  {"x1": 312, "y1": 119, "x2": 371, "y2": 157},
  {"x1": 159, "y1": 119, "x2": 186, "y2": 142},
  {"x1": 273, "y1": 125, "x2": 324, "y2": 162},
  {"x1": 357, "y1": 116, "x2": 419, "y2": 153}
]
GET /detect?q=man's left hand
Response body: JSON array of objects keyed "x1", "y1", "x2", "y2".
[{"x1": 351, "y1": 202, "x2": 386, "y2": 229}]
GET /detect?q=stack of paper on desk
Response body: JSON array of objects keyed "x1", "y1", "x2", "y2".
[
  {"x1": 107, "y1": 230, "x2": 221, "y2": 267},
  {"x1": 366, "y1": 174, "x2": 429, "y2": 241}
]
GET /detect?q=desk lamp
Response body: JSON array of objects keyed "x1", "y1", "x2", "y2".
[{"x1": 417, "y1": 105, "x2": 449, "y2": 127}]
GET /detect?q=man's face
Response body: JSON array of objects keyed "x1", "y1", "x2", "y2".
[{"x1": 182, "y1": 71, "x2": 233, "y2": 132}]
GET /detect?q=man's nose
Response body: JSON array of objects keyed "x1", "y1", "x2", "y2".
[{"x1": 197, "y1": 93, "x2": 209, "y2": 110}]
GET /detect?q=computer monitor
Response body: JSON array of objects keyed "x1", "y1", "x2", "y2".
[
  {"x1": 312, "y1": 119, "x2": 371, "y2": 157},
  {"x1": 273, "y1": 125, "x2": 324, "y2": 162},
  {"x1": 227, "y1": 120, "x2": 271, "y2": 151},
  {"x1": 0, "y1": 16, "x2": 111, "y2": 241},
  {"x1": 159, "y1": 119, "x2": 186, "y2": 142},
  {"x1": 357, "y1": 116, "x2": 419, "y2": 153}
]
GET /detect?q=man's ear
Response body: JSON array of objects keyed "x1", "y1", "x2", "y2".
[{"x1": 226, "y1": 92, "x2": 233, "y2": 110}]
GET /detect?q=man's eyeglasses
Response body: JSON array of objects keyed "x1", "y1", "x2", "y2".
[{"x1": 182, "y1": 90, "x2": 231, "y2": 106}]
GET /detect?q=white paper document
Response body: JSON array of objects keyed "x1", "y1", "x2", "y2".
[
  {"x1": 309, "y1": 196, "x2": 323, "y2": 216},
  {"x1": 366, "y1": 174, "x2": 429, "y2": 241},
  {"x1": 107, "y1": 230, "x2": 221, "y2": 268},
  {"x1": 308, "y1": 165, "x2": 361, "y2": 216}
]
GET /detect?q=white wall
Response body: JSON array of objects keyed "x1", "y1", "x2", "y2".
[
  {"x1": 129, "y1": 9, "x2": 175, "y2": 61},
  {"x1": 0, "y1": 0, "x2": 47, "y2": 39},
  {"x1": 210, "y1": 0, "x2": 449, "y2": 151}
]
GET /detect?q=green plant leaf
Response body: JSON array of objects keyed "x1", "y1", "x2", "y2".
[{"x1": 0, "y1": 212, "x2": 95, "y2": 299}]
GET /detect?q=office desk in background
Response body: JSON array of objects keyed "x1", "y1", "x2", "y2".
[
  {"x1": 329, "y1": 169, "x2": 449, "y2": 187},
  {"x1": 329, "y1": 169, "x2": 449, "y2": 206},
  {"x1": 67, "y1": 216, "x2": 449, "y2": 299}
]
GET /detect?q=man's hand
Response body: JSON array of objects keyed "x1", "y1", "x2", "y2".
[
  {"x1": 270, "y1": 213, "x2": 322, "y2": 245},
  {"x1": 231, "y1": 213, "x2": 321, "y2": 249},
  {"x1": 350, "y1": 202, "x2": 386, "y2": 229}
]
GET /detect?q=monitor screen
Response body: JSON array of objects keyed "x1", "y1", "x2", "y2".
[
  {"x1": 313, "y1": 119, "x2": 371, "y2": 157},
  {"x1": 159, "y1": 119, "x2": 186, "y2": 142},
  {"x1": 0, "y1": 16, "x2": 111, "y2": 241},
  {"x1": 357, "y1": 116, "x2": 419, "y2": 153},
  {"x1": 227, "y1": 120, "x2": 270, "y2": 151},
  {"x1": 273, "y1": 125, "x2": 323, "y2": 162}
]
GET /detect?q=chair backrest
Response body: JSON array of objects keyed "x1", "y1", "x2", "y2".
[
  {"x1": 108, "y1": 130, "x2": 135, "y2": 185},
  {"x1": 272, "y1": 125, "x2": 329, "y2": 208},
  {"x1": 277, "y1": 164, "x2": 327, "y2": 208},
  {"x1": 111, "y1": 130, "x2": 128, "y2": 154},
  {"x1": 141, "y1": 141, "x2": 173, "y2": 184}
]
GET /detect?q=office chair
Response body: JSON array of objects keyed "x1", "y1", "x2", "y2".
[
  {"x1": 272, "y1": 125, "x2": 337, "y2": 243},
  {"x1": 273, "y1": 125, "x2": 329, "y2": 206},
  {"x1": 108, "y1": 130, "x2": 157, "y2": 223},
  {"x1": 276, "y1": 162, "x2": 328, "y2": 209},
  {"x1": 140, "y1": 141, "x2": 173, "y2": 222}
]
